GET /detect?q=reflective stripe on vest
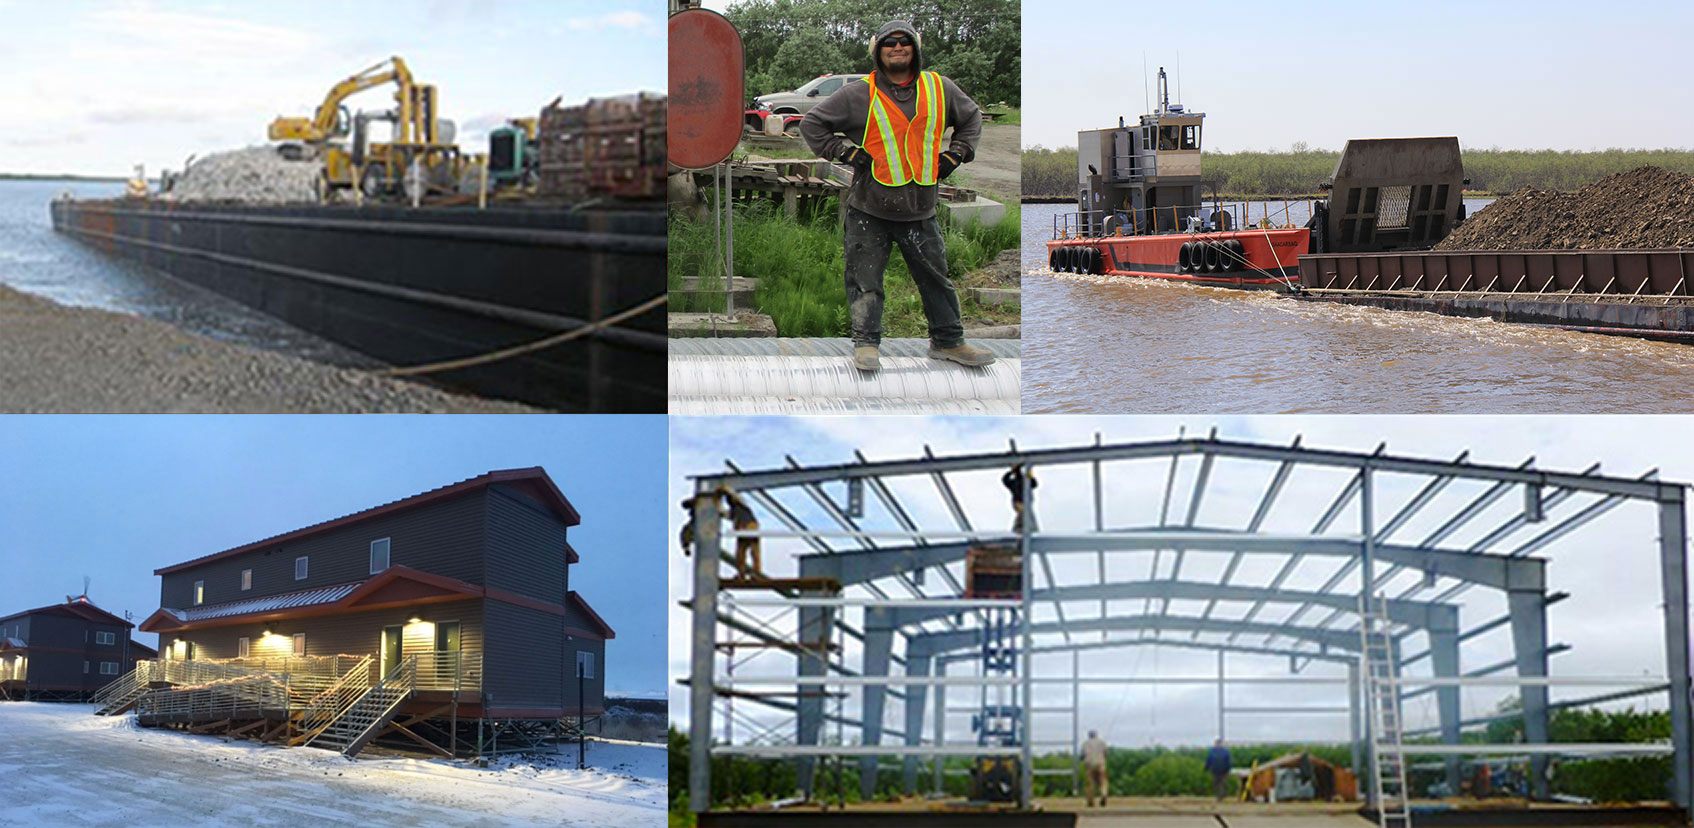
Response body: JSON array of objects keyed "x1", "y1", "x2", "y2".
[{"x1": 860, "y1": 71, "x2": 947, "y2": 187}]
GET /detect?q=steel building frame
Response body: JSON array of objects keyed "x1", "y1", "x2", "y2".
[{"x1": 684, "y1": 435, "x2": 1691, "y2": 813}]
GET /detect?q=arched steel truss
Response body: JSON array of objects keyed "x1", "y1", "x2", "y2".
[{"x1": 683, "y1": 436, "x2": 1691, "y2": 814}]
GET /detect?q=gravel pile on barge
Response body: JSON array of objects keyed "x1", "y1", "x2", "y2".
[
  {"x1": 166, "y1": 146, "x2": 321, "y2": 204},
  {"x1": 1437, "y1": 166, "x2": 1694, "y2": 251}
]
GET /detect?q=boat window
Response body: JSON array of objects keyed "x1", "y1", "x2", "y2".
[
  {"x1": 1159, "y1": 126, "x2": 1178, "y2": 151},
  {"x1": 1142, "y1": 127, "x2": 1152, "y2": 151},
  {"x1": 1182, "y1": 124, "x2": 1200, "y2": 150}
]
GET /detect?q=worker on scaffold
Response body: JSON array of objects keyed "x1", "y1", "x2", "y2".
[
  {"x1": 679, "y1": 487, "x2": 763, "y2": 579},
  {"x1": 1002, "y1": 463, "x2": 1036, "y2": 532}
]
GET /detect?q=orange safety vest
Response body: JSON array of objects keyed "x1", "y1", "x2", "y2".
[{"x1": 861, "y1": 71, "x2": 947, "y2": 187}]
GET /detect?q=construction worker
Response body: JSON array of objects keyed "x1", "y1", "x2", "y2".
[
  {"x1": 1002, "y1": 464, "x2": 1036, "y2": 532},
  {"x1": 679, "y1": 488, "x2": 762, "y2": 579},
  {"x1": 1205, "y1": 738, "x2": 1233, "y2": 801},
  {"x1": 799, "y1": 21, "x2": 995, "y2": 374},
  {"x1": 1080, "y1": 729, "x2": 1109, "y2": 807}
]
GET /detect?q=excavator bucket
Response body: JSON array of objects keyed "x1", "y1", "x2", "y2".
[{"x1": 1325, "y1": 137, "x2": 1464, "y2": 253}]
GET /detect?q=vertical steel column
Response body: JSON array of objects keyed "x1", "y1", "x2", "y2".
[
  {"x1": 860, "y1": 607, "x2": 895, "y2": 800},
  {"x1": 688, "y1": 488, "x2": 722, "y2": 814},
  {"x1": 902, "y1": 653, "x2": 931, "y2": 794},
  {"x1": 797, "y1": 592, "x2": 833, "y2": 798},
  {"x1": 1358, "y1": 465, "x2": 1377, "y2": 809},
  {"x1": 1507, "y1": 590, "x2": 1551, "y2": 799},
  {"x1": 1348, "y1": 660, "x2": 1363, "y2": 776},
  {"x1": 1429, "y1": 626, "x2": 1463, "y2": 794},
  {"x1": 1660, "y1": 496, "x2": 1693, "y2": 810},
  {"x1": 1071, "y1": 649, "x2": 1080, "y2": 796},
  {"x1": 1019, "y1": 469, "x2": 1034, "y2": 806},
  {"x1": 1216, "y1": 650, "x2": 1226, "y2": 740},
  {"x1": 933, "y1": 659, "x2": 947, "y2": 793}
]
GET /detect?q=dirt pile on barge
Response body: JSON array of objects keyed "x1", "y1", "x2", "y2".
[
  {"x1": 1437, "y1": 166, "x2": 1694, "y2": 251},
  {"x1": 166, "y1": 147, "x2": 321, "y2": 204}
]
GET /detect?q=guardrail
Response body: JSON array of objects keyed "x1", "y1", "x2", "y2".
[
  {"x1": 295, "y1": 654, "x2": 375, "y2": 743},
  {"x1": 136, "y1": 675, "x2": 291, "y2": 720},
  {"x1": 415, "y1": 650, "x2": 482, "y2": 691}
]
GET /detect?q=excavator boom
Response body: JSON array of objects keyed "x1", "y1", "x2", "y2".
[{"x1": 268, "y1": 56, "x2": 413, "y2": 143}]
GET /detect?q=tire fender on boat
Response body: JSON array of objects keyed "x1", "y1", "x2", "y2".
[
  {"x1": 1227, "y1": 239, "x2": 1245, "y2": 271},
  {"x1": 1203, "y1": 241, "x2": 1223, "y2": 273},
  {"x1": 1178, "y1": 242, "x2": 1194, "y2": 273}
]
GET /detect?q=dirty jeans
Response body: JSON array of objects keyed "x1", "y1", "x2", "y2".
[{"x1": 843, "y1": 207, "x2": 964, "y2": 348}]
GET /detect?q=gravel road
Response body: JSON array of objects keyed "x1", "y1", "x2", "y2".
[{"x1": 0, "y1": 283, "x2": 537, "y2": 413}]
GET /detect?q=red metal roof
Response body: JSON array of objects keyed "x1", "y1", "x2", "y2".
[
  {"x1": 568, "y1": 591, "x2": 616, "y2": 639},
  {"x1": 140, "y1": 566, "x2": 486, "y2": 633},
  {"x1": 155, "y1": 467, "x2": 581, "y2": 575},
  {"x1": 0, "y1": 597, "x2": 134, "y2": 628}
]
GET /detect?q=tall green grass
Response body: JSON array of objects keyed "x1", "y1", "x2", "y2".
[{"x1": 671, "y1": 196, "x2": 1020, "y2": 338}]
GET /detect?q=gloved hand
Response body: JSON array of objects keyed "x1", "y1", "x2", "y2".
[
  {"x1": 840, "y1": 145, "x2": 873, "y2": 172},
  {"x1": 938, "y1": 151, "x2": 963, "y2": 180}
]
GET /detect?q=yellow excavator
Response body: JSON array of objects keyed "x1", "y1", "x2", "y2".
[{"x1": 268, "y1": 56, "x2": 463, "y2": 199}]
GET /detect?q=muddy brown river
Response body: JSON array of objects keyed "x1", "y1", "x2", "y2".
[{"x1": 1021, "y1": 202, "x2": 1694, "y2": 413}]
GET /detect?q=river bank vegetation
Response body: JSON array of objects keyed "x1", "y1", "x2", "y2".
[{"x1": 1023, "y1": 145, "x2": 1694, "y2": 198}]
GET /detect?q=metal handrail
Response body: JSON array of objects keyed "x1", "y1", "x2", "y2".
[
  {"x1": 415, "y1": 650, "x2": 482, "y2": 691},
  {"x1": 296, "y1": 654, "x2": 375, "y2": 741}
]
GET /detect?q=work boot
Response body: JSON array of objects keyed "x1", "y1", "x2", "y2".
[
  {"x1": 854, "y1": 345, "x2": 880, "y2": 372},
  {"x1": 928, "y1": 342, "x2": 995, "y2": 367}
]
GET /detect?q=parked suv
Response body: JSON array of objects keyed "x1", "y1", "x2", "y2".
[{"x1": 754, "y1": 74, "x2": 868, "y2": 115}]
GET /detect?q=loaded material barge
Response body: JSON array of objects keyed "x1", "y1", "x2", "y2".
[
  {"x1": 1045, "y1": 68, "x2": 1694, "y2": 340},
  {"x1": 51, "y1": 197, "x2": 665, "y2": 411}
]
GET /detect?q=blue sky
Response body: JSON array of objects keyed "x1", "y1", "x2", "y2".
[
  {"x1": 671, "y1": 415, "x2": 1692, "y2": 747},
  {"x1": 0, "y1": 415, "x2": 668, "y2": 698},
  {"x1": 0, "y1": 0, "x2": 664, "y2": 175},
  {"x1": 1023, "y1": 0, "x2": 1693, "y2": 152}
]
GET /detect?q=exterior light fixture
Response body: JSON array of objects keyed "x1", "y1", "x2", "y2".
[{"x1": 408, "y1": 617, "x2": 422, "y2": 624}]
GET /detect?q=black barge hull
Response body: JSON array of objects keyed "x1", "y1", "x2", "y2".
[{"x1": 50, "y1": 198, "x2": 666, "y2": 412}]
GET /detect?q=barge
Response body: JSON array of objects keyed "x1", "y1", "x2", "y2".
[
  {"x1": 1045, "y1": 68, "x2": 1694, "y2": 339},
  {"x1": 51, "y1": 196, "x2": 666, "y2": 412}
]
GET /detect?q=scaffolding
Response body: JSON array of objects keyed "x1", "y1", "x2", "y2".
[{"x1": 682, "y1": 434, "x2": 1692, "y2": 817}]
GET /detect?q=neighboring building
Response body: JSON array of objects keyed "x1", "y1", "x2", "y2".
[
  {"x1": 111, "y1": 467, "x2": 615, "y2": 758},
  {"x1": 0, "y1": 596, "x2": 157, "y2": 701}
]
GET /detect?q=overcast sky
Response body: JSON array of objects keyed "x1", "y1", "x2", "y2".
[
  {"x1": 671, "y1": 415, "x2": 1688, "y2": 749},
  {"x1": 0, "y1": 0, "x2": 664, "y2": 176},
  {"x1": 1024, "y1": 0, "x2": 1692, "y2": 152},
  {"x1": 0, "y1": 415, "x2": 667, "y2": 698}
]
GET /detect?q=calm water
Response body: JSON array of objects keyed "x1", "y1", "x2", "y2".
[
  {"x1": 0, "y1": 179, "x2": 374, "y2": 366},
  {"x1": 1022, "y1": 200, "x2": 1694, "y2": 413}
]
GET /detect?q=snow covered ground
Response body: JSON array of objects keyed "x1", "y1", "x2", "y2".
[{"x1": 0, "y1": 702, "x2": 666, "y2": 827}]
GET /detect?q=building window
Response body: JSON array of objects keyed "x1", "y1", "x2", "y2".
[
  {"x1": 84, "y1": 660, "x2": 89, "y2": 674},
  {"x1": 96, "y1": 631, "x2": 115, "y2": 645},
  {"x1": 370, "y1": 538, "x2": 391, "y2": 574},
  {"x1": 293, "y1": 633, "x2": 306, "y2": 657},
  {"x1": 194, "y1": 580, "x2": 204, "y2": 605},
  {"x1": 576, "y1": 651, "x2": 595, "y2": 679},
  {"x1": 101, "y1": 662, "x2": 118, "y2": 675},
  {"x1": 238, "y1": 637, "x2": 250, "y2": 659},
  {"x1": 295, "y1": 556, "x2": 308, "y2": 580},
  {"x1": 242, "y1": 569, "x2": 252, "y2": 591}
]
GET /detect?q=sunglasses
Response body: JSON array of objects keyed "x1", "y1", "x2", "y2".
[{"x1": 879, "y1": 35, "x2": 914, "y2": 48}]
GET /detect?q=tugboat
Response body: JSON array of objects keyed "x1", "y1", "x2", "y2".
[{"x1": 1046, "y1": 68, "x2": 1466, "y2": 291}]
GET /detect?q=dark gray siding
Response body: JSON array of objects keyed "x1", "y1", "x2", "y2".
[
  {"x1": 160, "y1": 599, "x2": 484, "y2": 663},
  {"x1": 564, "y1": 637, "x2": 606, "y2": 712},
  {"x1": 483, "y1": 599, "x2": 569, "y2": 710},
  {"x1": 15, "y1": 612, "x2": 136, "y2": 692},
  {"x1": 160, "y1": 491, "x2": 487, "y2": 609},
  {"x1": 484, "y1": 484, "x2": 569, "y2": 603}
]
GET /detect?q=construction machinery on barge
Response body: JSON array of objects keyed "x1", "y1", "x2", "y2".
[
  {"x1": 1045, "y1": 68, "x2": 1694, "y2": 340},
  {"x1": 51, "y1": 56, "x2": 667, "y2": 412}
]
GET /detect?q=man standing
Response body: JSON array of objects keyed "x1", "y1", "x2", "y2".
[
  {"x1": 1080, "y1": 729, "x2": 1110, "y2": 807},
  {"x1": 800, "y1": 21, "x2": 995, "y2": 373},
  {"x1": 1205, "y1": 738, "x2": 1232, "y2": 801}
]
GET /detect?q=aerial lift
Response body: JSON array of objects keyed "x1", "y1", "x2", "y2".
[{"x1": 268, "y1": 56, "x2": 463, "y2": 199}]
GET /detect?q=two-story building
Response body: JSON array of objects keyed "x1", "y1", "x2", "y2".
[
  {"x1": 0, "y1": 596, "x2": 157, "y2": 701},
  {"x1": 113, "y1": 467, "x2": 614, "y2": 758}
]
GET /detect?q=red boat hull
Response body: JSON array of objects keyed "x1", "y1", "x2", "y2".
[{"x1": 1045, "y1": 228, "x2": 1310, "y2": 291}]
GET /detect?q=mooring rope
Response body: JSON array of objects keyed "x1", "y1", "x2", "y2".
[{"x1": 378, "y1": 293, "x2": 668, "y2": 377}]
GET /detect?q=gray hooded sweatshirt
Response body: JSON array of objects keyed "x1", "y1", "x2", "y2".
[{"x1": 799, "y1": 20, "x2": 982, "y2": 222}]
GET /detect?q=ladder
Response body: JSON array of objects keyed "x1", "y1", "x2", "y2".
[{"x1": 1360, "y1": 591, "x2": 1412, "y2": 828}]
